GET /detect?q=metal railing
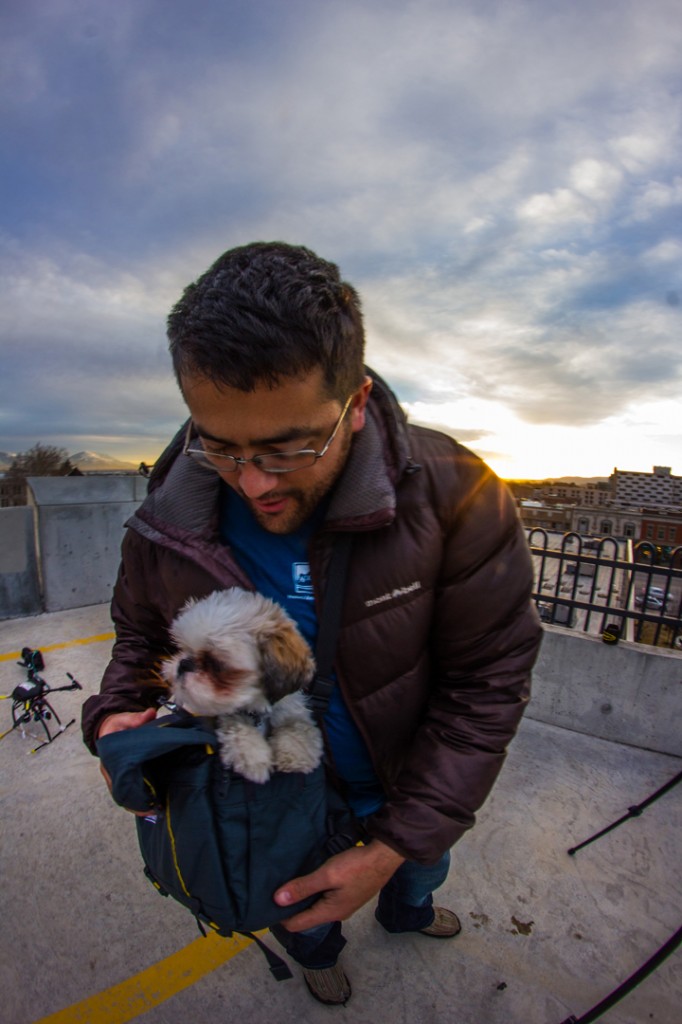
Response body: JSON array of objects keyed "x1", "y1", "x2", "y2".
[{"x1": 527, "y1": 530, "x2": 682, "y2": 649}]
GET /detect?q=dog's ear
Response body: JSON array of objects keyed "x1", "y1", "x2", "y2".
[{"x1": 258, "y1": 613, "x2": 315, "y2": 703}]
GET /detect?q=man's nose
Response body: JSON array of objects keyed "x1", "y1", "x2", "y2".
[{"x1": 234, "y1": 461, "x2": 278, "y2": 498}]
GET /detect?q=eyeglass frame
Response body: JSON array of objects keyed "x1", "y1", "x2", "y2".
[{"x1": 183, "y1": 392, "x2": 355, "y2": 474}]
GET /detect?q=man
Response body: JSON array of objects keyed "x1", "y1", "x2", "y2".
[{"x1": 82, "y1": 241, "x2": 542, "y2": 1006}]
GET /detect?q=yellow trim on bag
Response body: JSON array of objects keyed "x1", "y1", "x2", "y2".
[
  {"x1": 166, "y1": 794, "x2": 191, "y2": 898},
  {"x1": 142, "y1": 775, "x2": 157, "y2": 800}
]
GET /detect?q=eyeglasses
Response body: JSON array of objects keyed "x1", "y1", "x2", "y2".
[{"x1": 183, "y1": 394, "x2": 354, "y2": 474}]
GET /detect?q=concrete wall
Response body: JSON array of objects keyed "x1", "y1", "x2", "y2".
[
  {"x1": 24, "y1": 475, "x2": 147, "y2": 614},
  {"x1": 0, "y1": 506, "x2": 42, "y2": 618},
  {"x1": 528, "y1": 625, "x2": 682, "y2": 757}
]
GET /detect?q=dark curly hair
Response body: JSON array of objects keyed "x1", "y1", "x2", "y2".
[{"x1": 167, "y1": 241, "x2": 366, "y2": 402}]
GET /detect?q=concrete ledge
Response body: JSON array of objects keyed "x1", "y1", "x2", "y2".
[
  {"x1": 528, "y1": 625, "x2": 682, "y2": 757},
  {"x1": 27, "y1": 475, "x2": 149, "y2": 505},
  {"x1": 0, "y1": 506, "x2": 41, "y2": 619},
  {"x1": 27, "y1": 476, "x2": 147, "y2": 612}
]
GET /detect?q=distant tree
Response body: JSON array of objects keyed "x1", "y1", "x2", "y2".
[{"x1": 8, "y1": 443, "x2": 74, "y2": 478}]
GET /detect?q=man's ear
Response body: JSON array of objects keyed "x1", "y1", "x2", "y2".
[{"x1": 350, "y1": 376, "x2": 373, "y2": 433}]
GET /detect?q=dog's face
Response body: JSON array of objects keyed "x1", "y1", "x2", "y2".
[{"x1": 162, "y1": 589, "x2": 316, "y2": 717}]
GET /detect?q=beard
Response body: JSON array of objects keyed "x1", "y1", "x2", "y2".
[{"x1": 235, "y1": 427, "x2": 353, "y2": 535}]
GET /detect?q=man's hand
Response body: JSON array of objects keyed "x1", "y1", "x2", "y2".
[
  {"x1": 274, "y1": 839, "x2": 405, "y2": 931},
  {"x1": 98, "y1": 708, "x2": 158, "y2": 816},
  {"x1": 98, "y1": 708, "x2": 158, "y2": 740}
]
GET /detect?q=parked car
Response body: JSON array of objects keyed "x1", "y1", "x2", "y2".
[
  {"x1": 537, "y1": 602, "x2": 576, "y2": 626},
  {"x1": 635, "y1": 587, "x2": 673, "y2": 609}
]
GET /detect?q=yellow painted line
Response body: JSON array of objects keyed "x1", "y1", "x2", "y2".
[
  {"x1": 32, "y1": 931, "x2": 257, "y2": 1024},
  {"x1": 0, "y1": 633, "x2": 115, "y2": 662}
]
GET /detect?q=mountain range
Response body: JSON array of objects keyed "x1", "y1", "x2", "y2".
[
  {"x1": 509, "y1": 475, "x2": 610, "y2": 485},
  {"x1": 69, "y1": 451, "x2": 141, "y2": 471},
  {"x1": 0, "y1": 450, "x2": 140, "y2": 472},
  {"x1": 0, "y1": 450, "x2": 610, "y2": 481}
]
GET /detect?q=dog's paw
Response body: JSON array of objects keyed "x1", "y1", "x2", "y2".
[
  {"x1": 225, "y1": 745, "x2": 273, "y2": 784},
  {"x1": 271, "y1": 722, "x2": 323, "y2": 774},
  {"x1": 217, "y1": 723, "x2": 273, "y2": 784},
  {"x1": 239, "y1": 758, "x2": 273, "y2": 784}
]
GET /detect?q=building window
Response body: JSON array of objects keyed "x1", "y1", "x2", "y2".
[
  {"x1": 646, "y1": 525, "x2": 654, "y2": 539},
  {"x1": 657, "y1": 527, "x2": 665, "y2": 541},
  {"x1": 600, "y1": 521, "x2": 613, "y2": 535},
  {"x1": 624, "y1": 523, "x2": 636, "y2": 538}
]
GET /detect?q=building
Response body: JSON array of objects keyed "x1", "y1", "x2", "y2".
[
  {"x1": 0, "y1": 474, "x2": 27, "y2": 508},
  {"x1": 572, "y1": 507, "x2": 642, "y2": 540},
  {"x1": 640, "y1": 510, "x2": 682, "y2": 549},
  {"x1": 518, "y1": 501, "x2": 574, "y2": 533},
  {"x1": 612, "y1": 465, "x2": 682, "y2": 507},
  {"x1": 507, "y1": 479, "x2": 612, "y2": 509},
  {"x1": 578, "y1": 482, "x2": 612, "y2": 508},
  {"x1": 513, "y1": 466, "x2": 682, "y2": 545}
]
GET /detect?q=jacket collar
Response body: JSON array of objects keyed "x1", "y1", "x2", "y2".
[{"x1": 135, "y1": 369, "x2": 414, "y2": 538}]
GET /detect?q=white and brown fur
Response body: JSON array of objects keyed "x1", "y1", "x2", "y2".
[{"x1": 162, "y1": 589, "x2": 323, "y2": 784}]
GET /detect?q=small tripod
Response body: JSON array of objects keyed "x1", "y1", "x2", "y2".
[{"x1": 568, "y1": 771, "x2": 682, "y2": 855}]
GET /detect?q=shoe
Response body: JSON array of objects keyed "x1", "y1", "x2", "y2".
[
  {"x1": 302, "y1": 963, "x2": 352, "y2": 1006},
  {"x1": 418, "y1": 906, "x2": 462, "y2": 938}
]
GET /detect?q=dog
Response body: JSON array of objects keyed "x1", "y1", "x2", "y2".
[{"x1": 162, "y1": 588, "x2": 323, "y2": 784}]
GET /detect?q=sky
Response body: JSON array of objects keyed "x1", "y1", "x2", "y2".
[{"x1": 2, "y1": 0, "x2": 681, "y2": 480}]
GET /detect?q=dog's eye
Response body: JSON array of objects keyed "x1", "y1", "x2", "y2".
[
  {"x1": 177, "y1": 656, "x2": 195, "y2": 675},
  {"x1": 201, "y1": 652, "x2": 224, "y2": 676}
]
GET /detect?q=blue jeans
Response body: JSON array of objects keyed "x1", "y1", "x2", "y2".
[{"x1": 270, "y1": 850, "x2": 451, "y2": 969}]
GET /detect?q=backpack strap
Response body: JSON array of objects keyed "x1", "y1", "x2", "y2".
[
  {"x1": 305, "y1": 532, "x2": 353, "y2": 721},
  {"x1": 240, "y1": 932, "x2": 294, "y2": 981},
  {"x1": 302, "y1": 534, "x2": 369, "y2": 850}
]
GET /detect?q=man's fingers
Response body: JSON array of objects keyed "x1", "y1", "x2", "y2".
[
  {"x1": 274, "y1": 842, "x2": 406, "y2": 931},
  {"x1": 98, "y1": 707, "x2": 157, "y2": 739},
  {"x1": 99, "y1": 762, "x2": 114, "y2": 793},
  {"x1": 99, "y1": 759, "x2": 156, "y2": 817},
  {"x1": 98, "y1": 710, "x2": 159, "y2": 816},
  {"x1": 277, "y1": 883, "x2": 364, "y2": 931},
  {"x1": 274, "y1": 868, "x2": 327, "y2": 908}
]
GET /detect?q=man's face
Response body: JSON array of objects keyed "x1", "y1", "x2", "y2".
[{"x1": 182, "y1": 368, "x2": 371, "y2": 535}]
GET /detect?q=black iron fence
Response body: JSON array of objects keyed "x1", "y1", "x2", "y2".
[{"x1": 527, "y1": 530, "x2": 682, "y2": 650}]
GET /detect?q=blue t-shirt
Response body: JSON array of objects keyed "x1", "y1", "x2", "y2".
[{"x1": 219, "y1": 486, "x2": 384, "y2": 816}]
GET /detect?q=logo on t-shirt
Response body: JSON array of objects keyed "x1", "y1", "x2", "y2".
[{"x1": 291, "y1": 562, "x2": 314, "y2": 600}]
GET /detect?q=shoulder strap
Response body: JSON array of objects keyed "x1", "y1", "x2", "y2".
[{"x1": 306, "y1": 533, "x2": 353, "y2": 718}]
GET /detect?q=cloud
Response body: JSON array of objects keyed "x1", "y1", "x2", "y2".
[
  {"x1": 0, "y1": 238, "x2": 187, "y2": 448},
  {"x1": 1, "y1": 0, "x2": 681, "y2": 474},
  {"x1": 630, "y1": 177, "x2": 682, "y2": 222}
]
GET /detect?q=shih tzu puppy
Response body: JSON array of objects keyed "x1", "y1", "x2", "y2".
[{"x1": 162, "y1": 589, "x2": 323, "y2": 784}]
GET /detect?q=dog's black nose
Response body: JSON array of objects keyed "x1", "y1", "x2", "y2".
[{"x1": 177, "y1": 656, "x2": 195, "y2": 675}]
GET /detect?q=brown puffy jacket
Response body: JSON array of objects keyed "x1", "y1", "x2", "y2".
[{"x1": 82, "y1": 373, "x2": 542, "y2": 864}]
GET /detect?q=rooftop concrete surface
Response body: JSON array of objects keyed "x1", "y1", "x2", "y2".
[{"x1": 1, "y1": 604, "x2": 680, "y2": 1024}]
